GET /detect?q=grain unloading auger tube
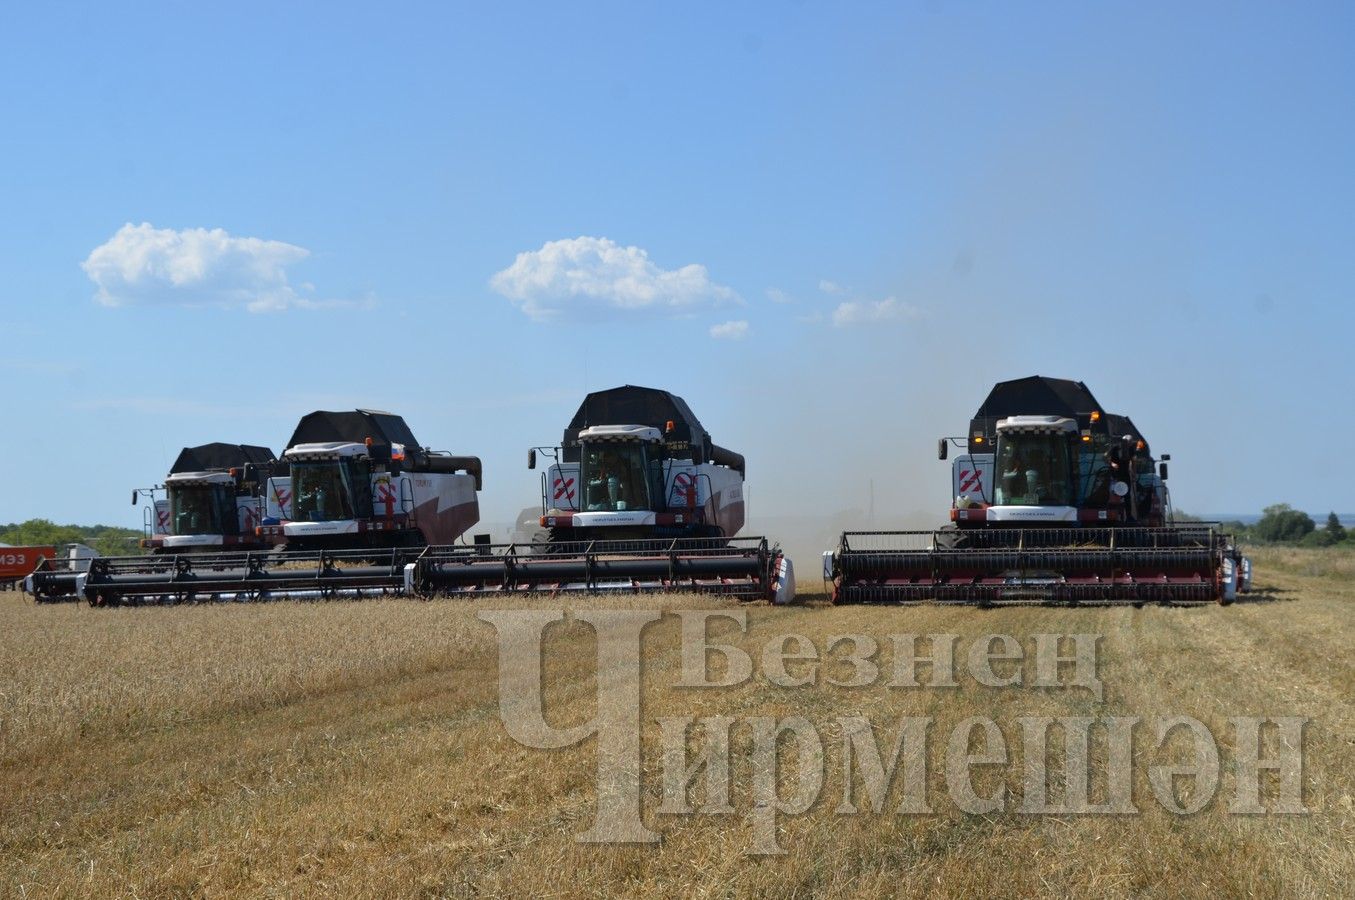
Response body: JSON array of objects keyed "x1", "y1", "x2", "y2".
[
  {"x1": 824, "y1": 525, "x2": 1251, "y2": 606},
  {"x1": 407, "y1": 537, "x2": 795, "y2": 603}
]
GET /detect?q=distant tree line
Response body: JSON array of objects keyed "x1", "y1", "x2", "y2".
[
  {"x1": 0, "y1": 519, "x2": 145, "y2": 557},
  {"x1": 1207, "y1": 504, "x2": 1352, "y2": 548}
]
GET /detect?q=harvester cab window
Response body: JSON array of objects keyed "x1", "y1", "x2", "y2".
[
  {"x1": 994, "y1": 434, "x2": 1073, "y2": 507},
  {"x1": 168, "y1": 484, "x2": 236, "y2": 535},
  {"x1": 291, "y1": 459, "x2": 370, "y2": 522},
  {"x1": 581, "y1": 444, "x2": 653, "y2": 512}
]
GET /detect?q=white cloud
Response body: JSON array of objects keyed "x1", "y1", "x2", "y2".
[
  {"x1": 709, "y1": 320, "x2": 749, "y2": 340},
  {"x1": 81, "y1": 222, "x2": 329, "y2": 312},
  {"x1": 766, "y1": 287, "x2": 792, "y2": 304},
  {"x1": 831, "y1": 296, "x2": 922, "y2": 328},
  {"x1": 818, "y1": 279, "x2": 845, "y2": 295},
  {"x1": 490, "y1": 236, "x2": 738, "y2": 321}
]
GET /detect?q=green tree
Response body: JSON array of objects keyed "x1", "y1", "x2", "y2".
[
  {"x1": 0, "y1": 519, "x2": 145, "y2": 557},
  {"x1": 1251, "y1": 504, "x2": 1315, "y2": 543},
  {"x1": 1325, "y1": 512, "x2": 1347, "y2": 543}
]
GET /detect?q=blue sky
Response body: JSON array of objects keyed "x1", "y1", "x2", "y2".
[{"x1": 2, "y1": 1, "x2": 1352, "y2": 534}]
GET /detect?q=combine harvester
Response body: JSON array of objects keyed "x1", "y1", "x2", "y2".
[
  {"x1": 824, "y1": 376, "x2": 1251, "y2": 606},
  {"x1": 257, "y1": 409, "x2": 482, "y2": 550},
  {"x1": 27, "y1": 411, "x2": 484, "y2": 606},
  {"x1": 138, "y1": 443, "x2": 279, "y2": 554},
  {"x1": 407, "y1": 385, "x2": 795, "y2": 602},
  {"x1": 25, "y1": 443, "x2": 277, "y2": 601}
]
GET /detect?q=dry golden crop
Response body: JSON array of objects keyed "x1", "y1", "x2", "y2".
[{"x1": 1, "y1": 546, "x2": 1351, "y2": 898}]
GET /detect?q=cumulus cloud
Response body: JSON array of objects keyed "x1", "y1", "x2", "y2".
[
  {"x1": 709, "y1": 320, "x2": 749, "y2": 340},
  {"x1": 81, "y1": 222, "x2": 328, "y2": 312},
  {"x1": 490, "y1": 236, "x2": 738, "y2": 321},
  {"x1": 766, "y1": 287, "x2": 792, "y2": 304},
  {"x1": 818, "y1": 279, "x2": 845, "y2": 295},
  {"x1": 831, "y1": 296, "x2": 922, "y2": 328}
]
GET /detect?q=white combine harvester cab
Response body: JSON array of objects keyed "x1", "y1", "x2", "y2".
[
  {"x1": 158, "y1": 471, "x2": 261, "y2": 550},
  {"x1": 985, "y1": 415, "x2": 1082, "y2": 524},
  {"x1": 259, "y1": 409, "x2": 482, "y2": 551},
  {"x1": 533, "y1": 386, "x2": 748, "y2": 542},
  {"x1": 543, "y1": 424, "x2": 742, "y2": 534},
  {"x1": 277, "y1": 442, "x2": 386, "y2": 540}
]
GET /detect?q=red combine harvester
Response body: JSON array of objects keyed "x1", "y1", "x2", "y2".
[{"x1": 824, "y1": 376, "x2": 1252, "y2": 606}]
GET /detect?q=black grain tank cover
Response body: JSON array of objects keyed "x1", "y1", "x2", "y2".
[
  {"x1": 286, "y1": 410, "x2": 422, "y2": 456},
  {"x1": 973, "y1": 376, "x2": 1104, "y2": 421},
  {"x1": 968, "y1": 376, "x2": 1104, "y2": 452},
  {"x1": 169, "y1": 443, "x2": 275, "y2": 474},
  {"x1": 562, "y1": 385, "x2": 737, "y2": 470},
  {"x1": 967, "y1": 376, "x2": 1153, "y2": 457}
]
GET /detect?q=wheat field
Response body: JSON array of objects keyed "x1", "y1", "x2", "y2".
[{"x1": 1, "y1": 546, "x2": 1352, "y2": 898}]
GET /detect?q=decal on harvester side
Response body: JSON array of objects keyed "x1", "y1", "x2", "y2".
[
  {"x1": 553, "y1": 476, "x2": 576, "y2": 502},
  {"x1": 376, "y1": 477, "x2": 397, "y2": 517},
  {"x1": 671, "y1": 472, "x2": 694, "y2": 506},
  {"x1": 959, "y1": 469, "x2": 983, "y2": 494}
]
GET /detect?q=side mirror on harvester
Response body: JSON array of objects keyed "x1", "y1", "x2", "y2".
[
  {"x1": 131, "y1": 490, "x2": 138, "y2": 505},
  {"x1": 1159, "y1": 462, "x2": 1168, "y2": 481},
  {"x1": 527, "y1": 448, "x2": 537, "y2": 470},
  {"x1": 937, "y1": 439, "x2": 948, "y2": 461}
]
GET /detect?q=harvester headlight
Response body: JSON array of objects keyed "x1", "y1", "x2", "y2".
[
  {"x1": 973, "y1": 435, "x2": 984, "y2": 444},
  {"x1": 1090, "y1": 411, "x2": 1101, "y2": 422}
]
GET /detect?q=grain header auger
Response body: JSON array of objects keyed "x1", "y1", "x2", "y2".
[
  {"x1": 70, "y1": 547, "x2": 421, "y2": 607},
  {"x1": 406, "y1": 385, "x2": 796, "y2": 603},
  {"x1": 823, "y1": 376, "x2": 1252, "y2": 606}
]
